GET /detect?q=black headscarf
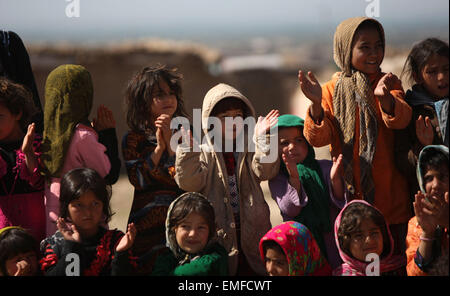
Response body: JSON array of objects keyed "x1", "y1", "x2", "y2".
[{"x1": 0, "y1": 30, "x2": 43, "y2": 133}]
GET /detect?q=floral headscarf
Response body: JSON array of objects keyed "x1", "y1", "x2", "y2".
[{"x1": 259, "y1": 221, "x2": 331, "y2": 276}]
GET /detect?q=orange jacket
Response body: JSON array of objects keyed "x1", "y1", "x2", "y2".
[
  {"x1": 406, "y1": 216, "x2": 449, "y2": 276},
  {"x1": 304, "y1": 72, "x2": 412, "y2": 225}
]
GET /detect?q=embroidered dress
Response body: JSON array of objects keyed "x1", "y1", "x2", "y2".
[
  {"x1": 0, "y1": 135, "x2": 45, "y2": 242},
  {"x1": 39, "y1": 227, "x2": 137, "y2": 276},
  {"x1": 122, "y1": 131, "x2": 183, "y2": 275}
]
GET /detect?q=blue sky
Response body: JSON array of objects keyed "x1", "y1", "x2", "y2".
[{"x1": 0, "y1": 0, "x2": 448, "y2": 42}]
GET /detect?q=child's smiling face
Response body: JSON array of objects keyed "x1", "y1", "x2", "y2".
[
  {"x1": 175, "y1": 212, "x2": 210, "y2": 254},
  {"x1": 419, "y1": 54, "x2": 449, "y2": 99},
  {"x1": 351, "y1": 27, "x2": 384, "y2": 75}
]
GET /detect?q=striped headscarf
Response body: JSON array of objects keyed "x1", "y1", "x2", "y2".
[{"x1": 332, "y1": 17, "x2": 385, "y2": 203}]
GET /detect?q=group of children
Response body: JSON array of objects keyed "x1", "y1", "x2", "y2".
[{"x1": 0, "y1": 17, "x2": 448, "y2": 276}]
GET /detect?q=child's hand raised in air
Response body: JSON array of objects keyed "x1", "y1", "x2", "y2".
[
  {"x1": 298, "y1": 70, "x2": 323, "y2": 120},
  {"x1": 92, "y1": 105, "x2": 116, "y2": 131},
  {"x1": 21, "y1": 123, "x2": 38, "y2": 173},
  {"x1": 281, "y1": 152, "x2": 301, "y2": 192},
  {"x1": 374, "y1": 73, "x2": 399, "y2": 114},
  {"x1": 255, "y1": 109, "x2": 279, "y2": 137},
  {"x1": 116, "y1": 223, "x2": 137, "y2": 253},
  {"x1": 330, "y1": 154, "x2": 345, "y2": 200},
  {"x1": 415, "y1": 115, "x2": 434, "y2": 147},
  {"x1": 57, "y1": 218, "x2": 81, "y2": 243}
]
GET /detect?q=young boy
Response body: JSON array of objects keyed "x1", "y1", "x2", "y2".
[
  {"x1": 406, "y1": 145, "x2": 449, "y2": 276},
  {"x1": 175, "y1": 83, "x2": 279, "y2": 275}
]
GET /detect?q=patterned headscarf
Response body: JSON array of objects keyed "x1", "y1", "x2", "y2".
[
  {"x1": 41, "y1": 64, "x2": 93, "y2": 178},
  {"x1": 259, "y1": 221, "x2": 331, "y2": 276},
  {"x1": 332, "y1": 17, "x2": 385, "y2": 204}
]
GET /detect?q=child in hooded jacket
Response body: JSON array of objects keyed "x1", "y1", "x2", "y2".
[
  {"x1": 299, "y1": 17, "x2": 412, "y2": 256},
  {"x1": 175, "y1": 83, "x2": 280, "y2": 275},
  {"x1": 152, "y1": 192, "x2": 228, "y2": 276}
]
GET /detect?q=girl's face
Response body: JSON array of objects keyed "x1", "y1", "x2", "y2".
[
  {"x1": 175, "y1": 212, "x2": 210, "y2": 254},
  {"x1": 5, "y1": 251, "x2": 38, "y2": 276},
  {"x1": 150, "y1": 79, "x2": 178, "y2": 119},
  {"x1": 0, "y1": 104, "x2": 23, "y2": 142},
  {"x1": 349, "y1": 219, "x2": 384, "y2": 262},
  {"x1": 278, "y1": 127, "x2": 309, "y2": 164},
  {"x1": 351, "y1": 27, "x2": 384, "y2": 75},
  {"x1": 265, "y1": 247, "x2": 289, "y2": 276},
  {"x1": 419, "y1": 54, "x2": 449, "y2": 99},
  {"x1": 424, "y1": 165, "x2": 449, "y2": 200},
  {"x1": 67, "y1": 190, "x2": 104, "y2": 236}
]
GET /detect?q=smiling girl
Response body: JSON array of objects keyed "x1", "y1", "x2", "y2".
[{"x1": 152, "y1": 192, "x2": 228, "y2": 276}]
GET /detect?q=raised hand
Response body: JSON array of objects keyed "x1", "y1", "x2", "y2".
[
  {"x1": 298, "y1": 70, "x2": 322, "y2": 105},
  {"x1": 330, "y1": 154, "x2": 344, "y2": 182},
  {"x1": 116, "y1": 223, "x2": 137, "y2": 252},
  {"x1": 429, "y1": 191, "x2": 449, "y2": 229},
  {"x1": 374, "y1": 72, "x2": 398, "y2": 98},
  {"x1": 155, "y1": 114, "x2": 173, "y2": 154},
  {"x1": 92, "y1": 105, "x2": 116, "y2": 131},
  {"x1": 57, "y1": 218, "x2": 81, "y2": 243},
  {"x1": 21, "y1": 123, "x2": 37, "y2": 173},
  {"x1": 21, "y1": 123, "x2": 35, "y2": 155},
  {"x1": 282, "y1": 152, "x2": 301, "y2": 192},
  {"x1": 413, "y1": 191, "x2": 439, "y2": 235},
  {"x1": 415, "y1": 115, "x2": 434, "y2": 146},
  {"x1": 255, "y1": 109, "x2": 279, "y2": 137}
]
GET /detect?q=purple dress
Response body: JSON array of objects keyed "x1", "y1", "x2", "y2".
[{"x1": 268, "y1": 159, "x2": 347, "y2": 270}]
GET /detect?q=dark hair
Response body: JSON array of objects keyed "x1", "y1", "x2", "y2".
[
  {"x1": 0, "y1": 78, "x2": 37, "y2": 131},
  {"x1": 59, "y1": 168, "x2": 113, "y2": 224},
  {"x1": 124, "y1": 64, "x2": 188, "y2": 132},
  {"x1": 337, "y1": 202, "x2": 390, "y2": 260},
  {"x1": 401, "y1": 38, "x2": 449, "y2": 85},
  {"x1": 209, "y1": 97, "x2": 249, "y2": 118},
  {"x1": 262, "y1": 240, "x2": 286, "y2": 257},
  {"x1": 0, "y1": 228, "x2": 38, "y2": 276},
  {"x1": 168, "y1": 192, "x2": 216, "y2": 242},
  {"x1": 419, "y1": 147, "x2": 449, "y2": 175}
]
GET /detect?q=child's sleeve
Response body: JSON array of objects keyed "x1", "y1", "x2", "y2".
[
  {"x1": 122, "y1": 132, "x2": 177, "y2": 191},
  {"x1": 98, "y1": 128, "x2": 121, "y2": 185},
  {"x1": 77, "y1": 130, "x2": 111, "y2": 178},
  {"x1": 15, "y1": 135, "x2": 44, "y2": 189},
  {"x1": 172, "y1": 252, "x2": 227, "y2": 276},
  {"x1": 405, "y1": 218, "x2": 427, "y2": 276},
  {"x1": 251, "y1": 133, "x2": 280, "y2": 181},
  {"x1": 40, "y1": 238, "x2": 84, "y2": 276},
  {"x1": 151, "y1": 249, "x2": 179, "y2": 275},
  {"x1": 268, "y1": 174, "x2": 304, "y2": 219},
  {"x1": 174, "y1": 146, "x2": 209, "y2": 192}
]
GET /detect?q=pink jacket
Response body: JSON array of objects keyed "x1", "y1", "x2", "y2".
[{"x1": 44, "y1": 124, "x2": 111, "y2": 236}]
